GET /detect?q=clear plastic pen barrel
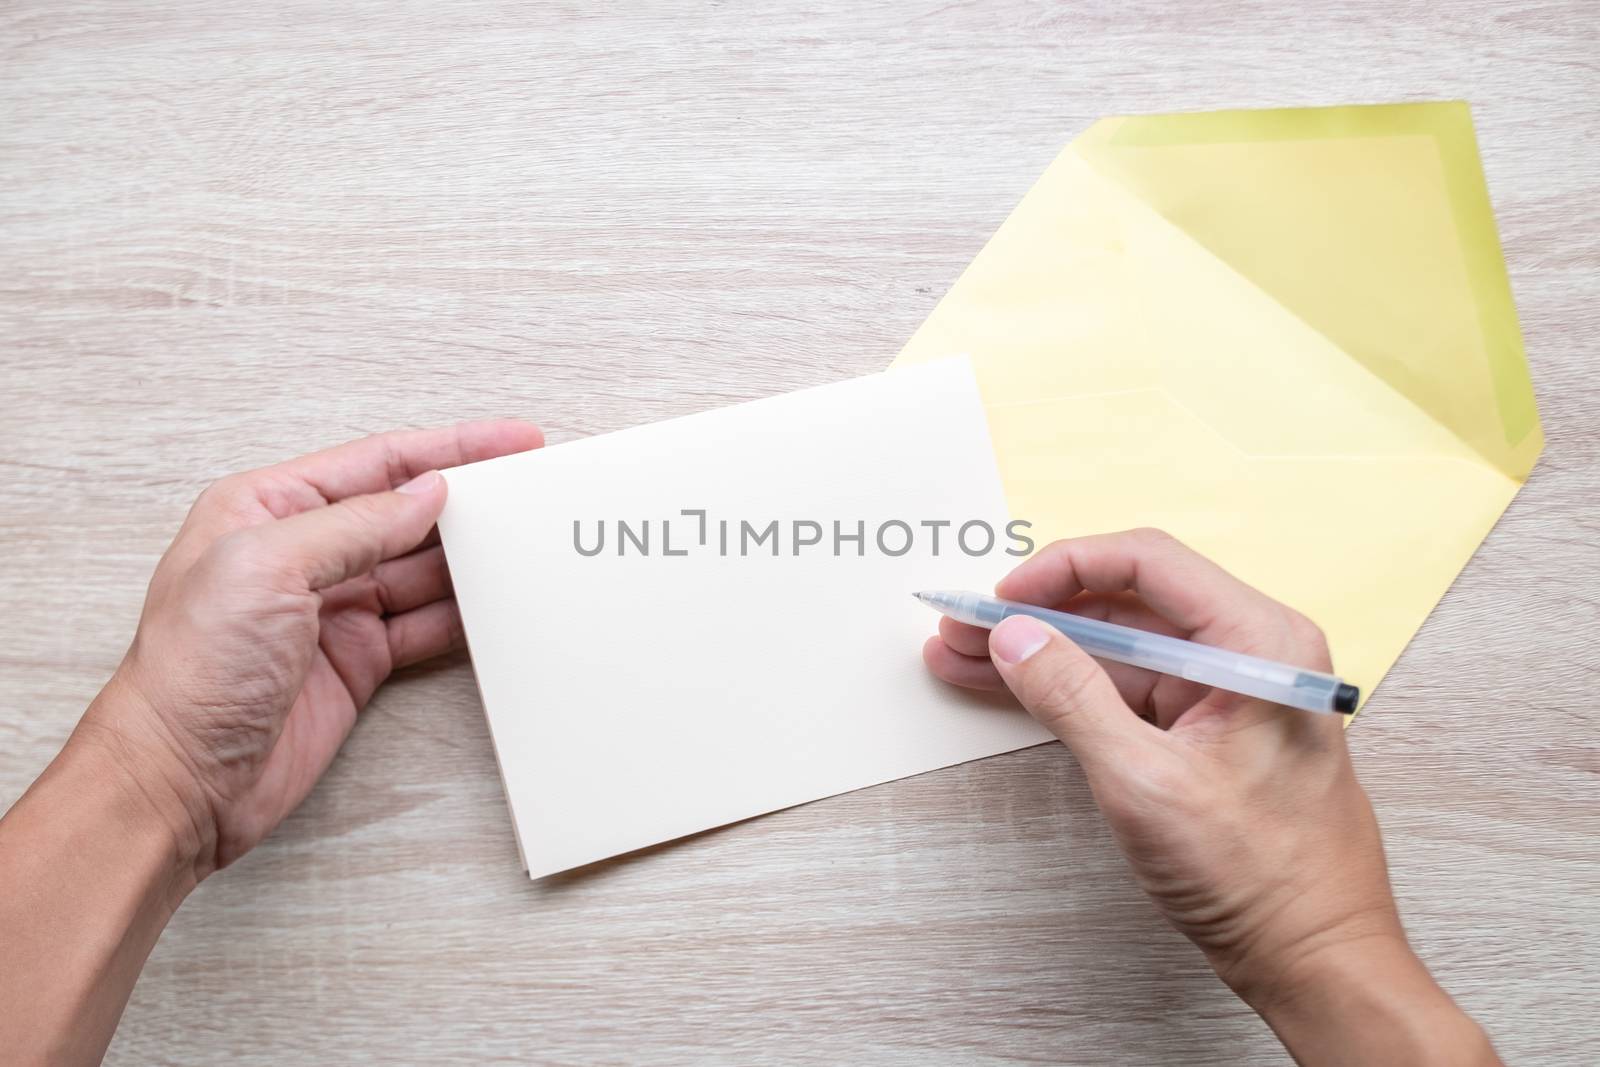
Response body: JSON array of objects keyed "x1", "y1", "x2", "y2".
[{"x1": 917, "y1": 590, "x2": 1353, "y2": 715}]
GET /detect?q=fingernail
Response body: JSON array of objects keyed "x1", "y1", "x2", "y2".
[
  {"x1": 991, "y1": 615, "x2": 1050, "y2": 665},
  {"x1": 396, "y1": 470, "x2": 442, "y2": 495}
]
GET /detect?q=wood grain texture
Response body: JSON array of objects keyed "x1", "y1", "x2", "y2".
[{"x1": 2, "y1": 1, "x2": 1597, "y2": 1063}]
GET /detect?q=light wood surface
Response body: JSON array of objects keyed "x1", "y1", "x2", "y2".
[{"x1": 3, "y1": 3, "x2": 1597, "y2": 1063}]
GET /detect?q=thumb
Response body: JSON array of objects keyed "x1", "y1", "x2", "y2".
[
  {"x1": 250, "y1": 469, "x2": 448, "y2": 591},
  {"x1": 989, "y1": 614, "x2": 1146, "y2": 771}
]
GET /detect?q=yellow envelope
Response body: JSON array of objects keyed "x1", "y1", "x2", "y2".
[{"x1": 893, "y1": 102, "x2": 1541, "y2": 705}]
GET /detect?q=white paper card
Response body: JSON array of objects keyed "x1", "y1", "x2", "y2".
[{"x1": 439, "y1": 358, "x2": 1053, "y2": 878}]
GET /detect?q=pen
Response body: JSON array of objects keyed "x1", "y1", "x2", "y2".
[{"x1": 915, "y1": 590, "x2": 1359, "y2": 715}]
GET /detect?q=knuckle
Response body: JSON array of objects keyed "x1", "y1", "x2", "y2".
[
  {"x1": 1127, "y1": 526, "x2": 1176, "y2": 546},
  {"x1": 1287, "y1": 611, "x2": 1333, "y2": 668},
  {"x1": 368, "y1": 567, "x2": 398, "y2": 614},
  {"x1": 1122, "y1": 526, "x2": 1189, "y2": 558},
  {"x1": 383, "y1": 611, "x2": 411, "y2": 663},
  {"x1": 202, "y1": 528, "x2": 267, "y2": 580},
  {"x1": 1288, "y1": 611, "x2": 1326, "y2": 647},
  {"x1": 368, "y1": 430, "x2": 408, "y2": 486},
  {"x1": 1014, "y1": 539, "x2": 1073, "y2": 574},
  {"x1": 195, "y1": 473, "x2": 250, "y2": 512}
]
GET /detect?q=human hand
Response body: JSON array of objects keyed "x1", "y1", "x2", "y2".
[
  {"x1": 924, "y1": 529, "x2": 1497, "y2": 1066},
  {"x1": 75, "y1": 421, "x2": 544, "y2": 878}
]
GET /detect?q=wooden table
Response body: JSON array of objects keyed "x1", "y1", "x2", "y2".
[{"x1": 3, "y1": 3, "x2": 1596, "y2": 1063}]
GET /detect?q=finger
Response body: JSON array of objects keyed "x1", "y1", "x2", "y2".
[
  {"x1": 940, "y1": 596, "x2": 1165, "y2": 712},
  {"x1": 386, "y1": 598, "x2": 465, "y2": 669},
  {"x1": 315, "y1": 605, "x2": 390, "y2": 709},
  {"x1": 996, "y1": 529, "x2": 1314, "y2": 661},
  {"x1": 943, "y1": 592, "x2": 1206, "y2": 724},
  {"x1": 275, "y1": 420, "x2": 544, "y2": 502},
  {"x1": 370, "y1": 544, "x2": 451, "y2": 615},
  {"x1": 169, "y1": 421, "x2": 544, "y2": 567},
  {"x1": 922, "y1": 636, "x2": 1006, "y2": 691},
  {"x1": 944, "y1": 593, "x2": 1181, "y2": 658},
  {"x1": 1065, "y1": 590, "x2": 1187, "y2": 637},
  {"x1": 1065, "y1": 593, "x2": 1210, "y2": 725},
  {"x1": 939, "y1": 614, "x2": 1163, "y2": 712},
  {"x1": 988, "y1": 614, "x2": 1156, "y2": 770},
  {"x1": 317, "y1": 543, "x2": 452, "y2": 616},
  {"x1": 938, "y1": 616, "x2": 993, "y2": 658},
  {"x1": 247, "y1": 470, "x2": 447, "y2": 591},
  {"x1": 996, "y1": 528, "x2": 1276, "y2": 631}
]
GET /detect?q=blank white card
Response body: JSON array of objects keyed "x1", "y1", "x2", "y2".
[{"x1": 438, "y1": 359, "x2": 1052, "y2": 878}]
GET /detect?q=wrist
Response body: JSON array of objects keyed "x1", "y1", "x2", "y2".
[
  {"x1": 51, "y1": 732, "x2": 206, "y2": 908},
  {"x1": 0, "y1": 706, "x2": 206, "y2": 1063},
  {"x1": 1213, "y1": 902, "x2": 1406, "y2": 1011},
  {"x1": 1238, "y1": 934, "x2": 1498, "y2": 1066},
  {"x1": 71, "y1": 669, "x2": 220, "y2": 885}
]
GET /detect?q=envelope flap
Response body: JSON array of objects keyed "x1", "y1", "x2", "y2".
[{"x1": 1074, "y1": 102, "x2": 1542, "y2": 480}]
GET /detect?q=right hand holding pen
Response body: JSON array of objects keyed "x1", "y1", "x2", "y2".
[{"x1": 924, "y1": 528, "x2": 1499, "y2": 1066}]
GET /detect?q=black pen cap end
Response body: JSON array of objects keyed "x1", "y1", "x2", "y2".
[{"x1": 1334, "y1": 684, "x2": 1360, "y2": 714}]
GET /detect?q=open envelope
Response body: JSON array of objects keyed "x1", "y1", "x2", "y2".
[{"x1": 893, "y1": 102, "x2": 1542, "y2": 705}]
